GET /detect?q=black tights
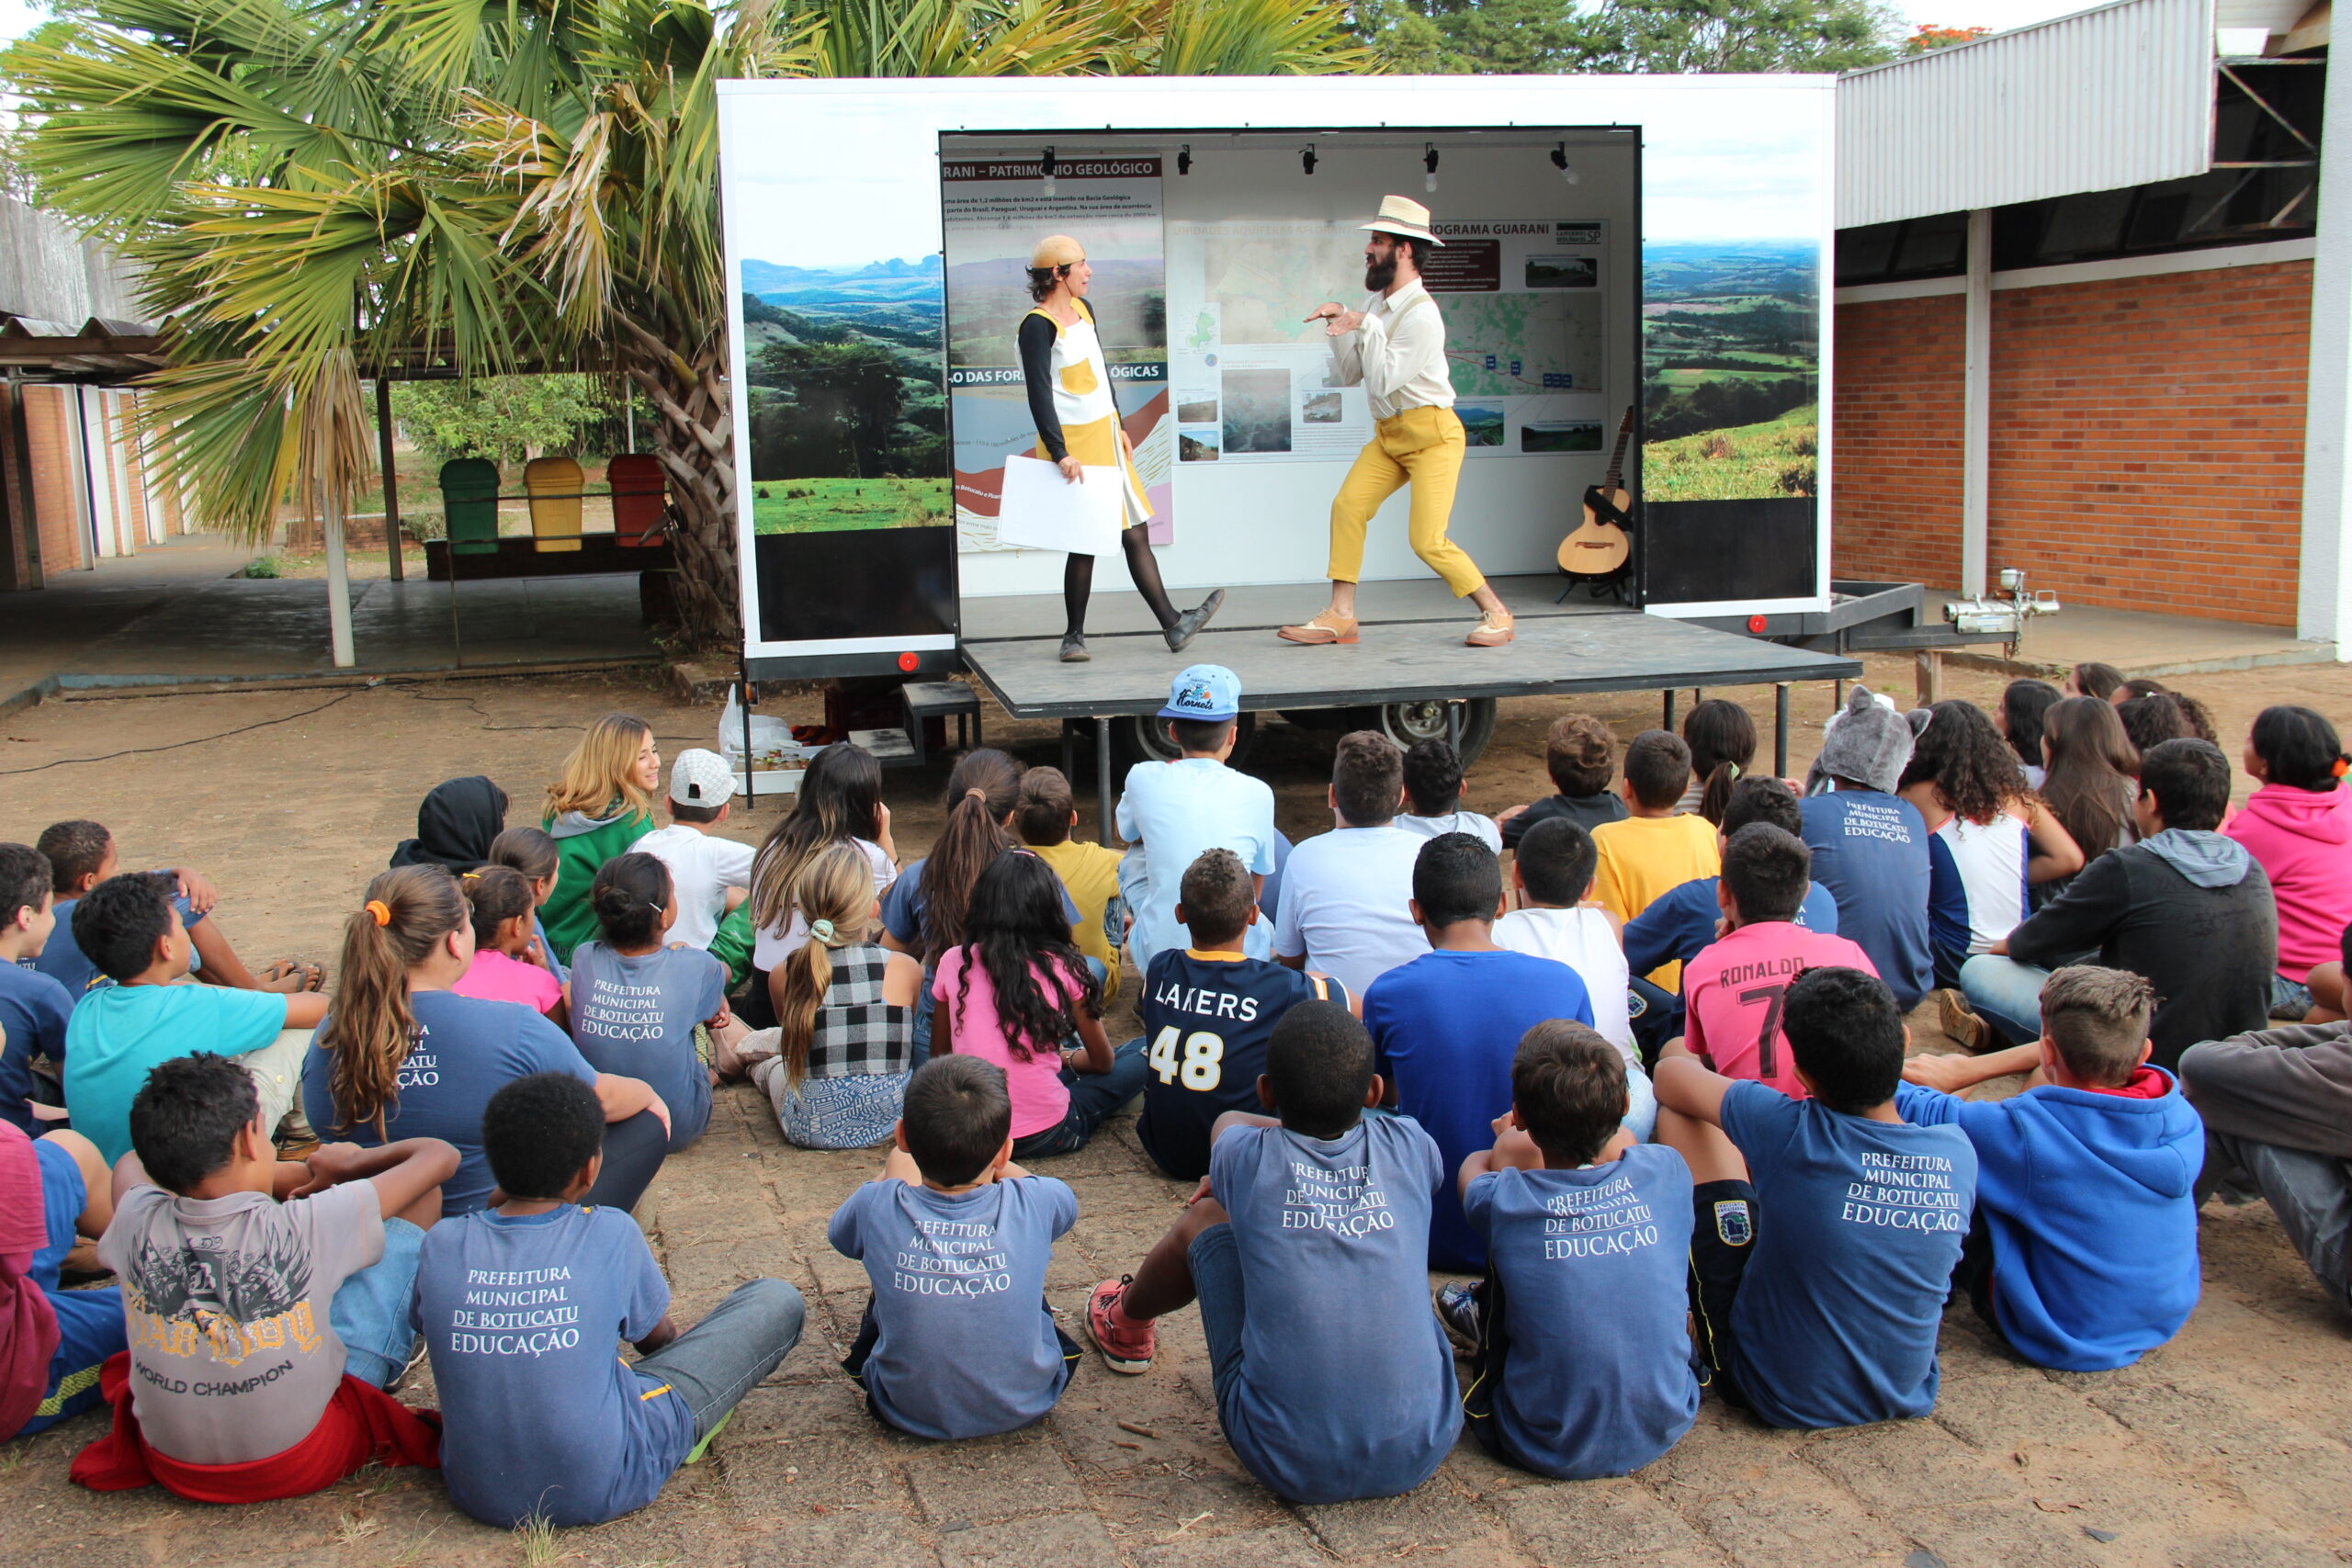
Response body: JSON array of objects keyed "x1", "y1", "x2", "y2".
[{"x1": 1065, "y1": 525, "x2": 1178, "y2": 637}]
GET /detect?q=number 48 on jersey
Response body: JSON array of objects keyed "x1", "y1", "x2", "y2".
[{"x1": 1148, "y1": 1027, "x2": 1226, "y2": 1090}]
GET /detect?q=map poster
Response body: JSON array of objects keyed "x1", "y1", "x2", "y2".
[
  {"x1": 942, "y1": 157, "x2": 1171, "y2": 552},
  {"x1": 1166, "y1": 217, "x2": 1607, "y2": 464}
]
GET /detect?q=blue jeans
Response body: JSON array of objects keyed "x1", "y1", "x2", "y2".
[
  {"x1": 636, "y1": 1279, "x2": 807, "y2": 1442},
  {"x1": 333, "y1": 1216, "x2": 427, "y2": 1389},
  {"x1": 1188, "y1": 1222, "x2": 1250, "y2": 1415},
  {"x1": 1012, "y1": 1034, "x2": 1149, "y2": 1159},
  {"x1": 2204, "y1": 1132, "x2": 2352, "y2": 1309},
  {"x1": 1959, "y1": 954, "x2": 2051, "y2": 1046}
]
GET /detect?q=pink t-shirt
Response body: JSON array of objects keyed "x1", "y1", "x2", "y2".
[
  {"x1": 1683, "y1": 921, "x2": 1879, "y2": 1100},
  {"x1": 450, "y1": 949, "x2": 564, "y2": 1016},
  {"x1": 933, "y1": 947, "x2": 1081, "y2": 1138}
]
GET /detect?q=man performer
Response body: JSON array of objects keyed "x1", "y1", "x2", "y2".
[{"x1": 1279, "y1": 196, "x2": 1515, "y2": 649}]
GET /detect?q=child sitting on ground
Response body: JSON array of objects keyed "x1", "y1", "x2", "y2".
[
  {"x1": 750, "y1": 741, "x2": 899, "y2": 1025},
  {"x1": 879, "y1": 750, "x2": 1028, "y2": 1053},
  {"x1": 62, "y1": 873, "x2": 329, "y2": 1167},
  {"x1": 1897, "y1": 966, "x2": 2200, "y2": 1371},
  {"x1": 1652, "y1": 967, "x2": 1978, "y2": 1429},
  {"x1": 33, "y1": 818, "x2": 316, "y2": 999},
  {"x1": 489, "y1": 825, "x2": 571, "y2": 987},
  {"x1": 1681, "y1": 825, "x2": 1879, "y2": 1100},
  {"x1": 1396, "y1": 738, "x2": 1503, "y2": 852},
  {"x1": 1492, "y1": 818, "x2": 1633, "y2": 1063},
  {"x1": 2222, "y1": 706, "x2": 2352, "y2": 1020},
  {"x1": 635, "y1": 749, "x2": 755, "y2": 953},
  {"x1": 731, "y1": 841, "x2": 922, "y2": 1150},
  {"x1": 934, "y1": 852, "x2": 1146, "y2": 1159},
  {"x1": 539, "y1": 714, "x2": 662, "y2": 964},
  {"x1": 414, "y1": 1073, "x2": 804, "y2": 1526},
  {"x1": 0, "y1": 842, "x2": 77, "y2": 1132},
  {"x1": 71, "y1": 1054, "x2": 457, "y2": 1502},
  {"x1": 1115, "y1": 665, "x2": 1280, "y2": 974},
  {"x1": 1273, "y1": 730, "x2": 1430, "y2": 998},
  {"x1": 1, "y1": 1122, "x2": 122, "y2": 1441},
  {"x1": 1498, "y1": 714, "x2": 1626, "y2": 852},
  {"x1": 828, "y1": 1055, "x2": 1077, "y2": 1439},
  {"x1": 569, "y1": 852, "x2": 738, "y2": 1154},
  {"x1": 450, "y1": 865, "x2": 567, "y2": 1026},
  {"x1": 1678, "y1": 698, "x2": 1757, "y2": 820},
  {"x1": 1446, "y1": 1021, "x2": 1698, "y2": 1480},
  {"x1": 1799, "y1": 686, "x2": 1934, "y2": 1011},
  {"x1": 1138, "y1": 848, "x2": 1352, "y2": 1183},
  {"x1": 1014, "y1": 766, "x2": 1128, "y2": 1004},
  {"x1": 1084, "y1": 1001, "x2": 1462, "y2": 1504},
  {"x1": 388, "y1": 775, "x2": 507, "y2": 873},
  {"x1": 1591, "y1": 732, "x2": 1722, "y2": 987}
]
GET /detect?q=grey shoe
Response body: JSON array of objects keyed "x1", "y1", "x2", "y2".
[
  {"x1": 1165, "y1": 589, "x2": 1227, "y2": 653},
  {"x1": 1059, "y1": 634, "x2": 1091, "y2": 663}
]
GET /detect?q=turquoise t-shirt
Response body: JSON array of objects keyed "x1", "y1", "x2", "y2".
[{"x1": 62, "y1": 983, "x2": 289, "y2": 1165}]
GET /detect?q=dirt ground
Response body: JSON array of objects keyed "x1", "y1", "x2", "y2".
[{"x1": 2, "y1": 656, "x2": 2349, "y2": 1568}]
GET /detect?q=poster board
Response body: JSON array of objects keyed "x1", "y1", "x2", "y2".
[{"x1": 718, "y1": 76, "x2": 1836, "y2": 672}]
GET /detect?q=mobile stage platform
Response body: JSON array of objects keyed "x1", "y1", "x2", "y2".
[{"x1": 956, "y1": 575, "x2": 1863, "y2": 844}]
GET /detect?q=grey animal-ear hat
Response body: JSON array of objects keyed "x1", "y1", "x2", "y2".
[{"x1": 1816, "y1": 684, "x2": 1916, "y2": 795}]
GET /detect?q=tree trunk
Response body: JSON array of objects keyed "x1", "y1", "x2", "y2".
[{"x1": 622, "y1": 311, "x2": 740, "y2": 649}]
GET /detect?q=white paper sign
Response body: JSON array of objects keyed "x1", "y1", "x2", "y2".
[{"x1": 996, "y1": 453, "x2": 1123, "y2": 554}]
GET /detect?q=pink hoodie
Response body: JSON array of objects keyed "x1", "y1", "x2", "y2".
[{"x1": 2223, "y1": 782, "x2": 2352, "y2": 980}]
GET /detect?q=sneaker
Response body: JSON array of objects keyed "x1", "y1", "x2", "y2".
[
  {"x1": 1939, "y1": 987, "x2": 1991, "y2": 1054},
  {"x1": 1464, "y1": 608, "x2": 1516, "y2": 647},
  {"x1": 1165, "y1": 589, "x2": 1227, "y2": 653},
  {"x1": 1277, "y1": 609, "x2": 1360, "y2": 646},
  {"x1": 1059, "y1": 633, "x2": 1091, "y2": 663},
  {"x1": 1086, "y1": 1277, "x2": 1156, "y2": 1374},
  {"x1": 1436, "y1": 1280, "x2": 1483, "y2": 1356}
]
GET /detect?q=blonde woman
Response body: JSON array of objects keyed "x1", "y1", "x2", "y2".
[
  {"x1": 300, "y1": 863, "x2": 672, "y2": 1215},
  {"x1": 539, "y1": 713, "x2": 660, "y2": 962},
  {"x1": 1021, "y1": 234, "x2": 1223, "y2": 662}
]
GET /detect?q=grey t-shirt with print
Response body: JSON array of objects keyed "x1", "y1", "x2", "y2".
[{"x1": 99, "y1": 1180, "x2": 383, "y2": 1465}]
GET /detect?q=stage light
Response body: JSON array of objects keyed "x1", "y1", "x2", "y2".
[
  {"x1": 1177, "y1": 144, "x2": 1192, "y2": 176},
  {"x1": 1040, "y1": 146, "x2": 1057, "y2": 197},
  {"x1": 1551, "y1": 143, "x2": 1580, "y2": 185},
  {"x1": 1423, "y1": 143, "x2": 1440, "y2": 194},
  {"x1": 1300, "y1": 146, "x2": 1317, "y2": 175}
]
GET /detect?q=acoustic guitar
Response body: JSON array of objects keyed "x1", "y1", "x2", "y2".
[{"x1": 1557, "y1": 408, "x2": 1635, "y2": 581}]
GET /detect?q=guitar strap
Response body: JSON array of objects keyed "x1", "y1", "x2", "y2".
[{"x1": 1582, "y1": 484, "x2": 1634, "y2": 529}]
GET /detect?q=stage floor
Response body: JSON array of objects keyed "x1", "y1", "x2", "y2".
[{"x1": 961, "y1": 579, "x2": 1862, "y2": 722}]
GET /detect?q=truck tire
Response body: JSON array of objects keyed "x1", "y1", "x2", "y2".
[{"x1": 1345, "y1": 698, "x2": 1499, "y2": 766}]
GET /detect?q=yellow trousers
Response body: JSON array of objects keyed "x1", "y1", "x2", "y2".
[{"x1": 1326, "y1": 404, "x2": 1485, "y2": 597}]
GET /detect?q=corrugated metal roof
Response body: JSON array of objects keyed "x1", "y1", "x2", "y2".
[{"x1": 1838, "y1": 0, "x2": 2218, "y2": 229}]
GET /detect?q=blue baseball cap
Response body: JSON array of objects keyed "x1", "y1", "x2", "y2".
[{"x1": 1158, "y1": 663, "x2": 1243, "y2": 723}]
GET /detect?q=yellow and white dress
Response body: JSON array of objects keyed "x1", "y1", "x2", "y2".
[{"x1": 1021, "y1": 299, "x2": 1153, "y2": 533}]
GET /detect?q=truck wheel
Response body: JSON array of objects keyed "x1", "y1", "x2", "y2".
[
  {"x1": 1111, "y1": 711, "x2": 1259, "y2": 769},
  {"x1": 1345, "y1": 698, "x2": 1498, "y2": 766}
]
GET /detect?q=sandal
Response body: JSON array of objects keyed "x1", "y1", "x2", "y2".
[{"x1": 261, "y1": 959, "x2": 325, "y2": 994}]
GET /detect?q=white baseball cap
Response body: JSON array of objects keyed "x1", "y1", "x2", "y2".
[{"x1": 670, "y1": 748, "x2": 736, "y2": 807}]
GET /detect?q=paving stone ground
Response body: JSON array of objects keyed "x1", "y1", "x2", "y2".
[{"x1": 1, "y1": 656, "x2": 2346, "y2": 1566}]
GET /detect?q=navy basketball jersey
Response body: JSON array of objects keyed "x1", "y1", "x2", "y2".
[{"x1": 1135, "y1": 949, "x2": 1351, "y2": 1182}]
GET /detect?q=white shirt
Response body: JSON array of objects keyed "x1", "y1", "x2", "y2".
[
  {"x1": 636, "y1": 823, "x2": 755, "y2": 952},
  {"x1": 752, "y1": 837, "x2": 897, "y2": 971},
  {"x1": 1326, "y1": 278, "x2": 1453, "y2": 420},
  {"x1": 1272, "y1": 825, "x2": 1430, "y2": 1000},
  {"x1": 1494, "y1": 905, "x2": 1635, "y2": 1063},
  {"x1": 1116, "y1": 759, "x2": 1279, "y2": 973},
  {"x1": 1396, "y1": 809, "x2": 1503, "y2": 857}
]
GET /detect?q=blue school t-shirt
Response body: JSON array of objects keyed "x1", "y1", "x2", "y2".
[
  {"x1": 1135, "y1": 948, "x2": 1351, "y2": 1182},
  {"x1": 1799, "y1": 791, "x2": 1934, "y2": 1010},
  {"x1": 63, "y1": 983, "x2": 289, "y2": 1166},
  {"x1": 1208, "y1": 1115, "x2": 1460, "y2": 1503},
  {"x1": 301, "y1": 990, "x2": 596, "y2": 1216},
  {"x1": 412, "y1": 1204, "x2": 693, "y2": 1528},
  {"x1": 1363, "y1": 949, "x2": 1595, "y2": 1270},
  {"x1": 826, "y1": 1174, "x2": 1078, "y2": 1440},
  {"x1": 1718, "y1": 1079, "x2": 1978, "y2": 1428},
  {"x1": 1623, "y1": 876, "x2": 1839, "y2": 979},
  {"x1": 0, "y1": 964, "x2": 75, "y2": 1133},
  {"x1": 567, "y1": 942, "x2": 726, "y2": 1152},
  {"x1": 1463, "y1": 1146, "x2": 1700, "y2": 1479},
  {"x1": 34, "y1": 886, "x2": 206, "y2": 1001}
]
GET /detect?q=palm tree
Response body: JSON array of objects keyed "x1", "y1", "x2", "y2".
[{"x1": 6, "y1": 0, "x2": 1372, "y2": 649}]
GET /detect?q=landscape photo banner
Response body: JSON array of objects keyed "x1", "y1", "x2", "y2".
[{"x1": 943, "y1": 158, "x2": 1171, "y2": 552}]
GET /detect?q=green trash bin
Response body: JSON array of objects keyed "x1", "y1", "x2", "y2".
[{"x1": 438, "y1": 457, "x2": 502, "y2": 557}]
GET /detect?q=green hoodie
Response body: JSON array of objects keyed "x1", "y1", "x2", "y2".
[{"x1": 540, "y1": 804, "x2": 653, "y2": 964}]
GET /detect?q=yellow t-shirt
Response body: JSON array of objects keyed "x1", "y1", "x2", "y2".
[
  {"x1": 1590, "y1": 812, "x2": 1724, "y2": 991},
  {"x1": 1031, "y1": 839, "x2": 1127, "y2": 1003}
]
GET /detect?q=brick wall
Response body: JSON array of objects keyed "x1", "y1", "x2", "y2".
[
  {"x1": 1831, "y1": 259, "x2": 2312, "y2": 626},
  {"x1": 24, "y1": 385, "x2": 86, "y2": 573}
]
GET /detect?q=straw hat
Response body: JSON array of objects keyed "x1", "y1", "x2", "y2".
[
  {"x1": 1361, "y1": 195, "x2": 1445, "y2": 246},
  {"x1": 1031, "y1": 234, "x2": 1085, "y2": 268}
]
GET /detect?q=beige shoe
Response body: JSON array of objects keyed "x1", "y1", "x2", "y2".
[
  {"x1": 1278, "y1": 609, "x2": 1360, "y2": 645},
  {"x1": 1465, "y1": 608, "x2": 1516, "y2": 647},
  {"x1": 1939, "y1": 987, "x2": 1991, "y2": 1054}
]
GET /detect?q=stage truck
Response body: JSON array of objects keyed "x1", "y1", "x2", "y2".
[{"x1": 715, "y1": 74, "x2": 2003, "y2": 834}]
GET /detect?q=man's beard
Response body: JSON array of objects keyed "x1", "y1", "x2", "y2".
[{"x1": 1364, "y1": 254, "x2": 1397, "y2": 292}]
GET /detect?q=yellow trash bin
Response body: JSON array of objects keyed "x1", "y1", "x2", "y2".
[{"x1": 525, "y1": 456, "x2": 583, "y2": 554}]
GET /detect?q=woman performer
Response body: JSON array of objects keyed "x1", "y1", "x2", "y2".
[{"x1": 1020, "y1": 234, "x2": 1224, "y2": 663}]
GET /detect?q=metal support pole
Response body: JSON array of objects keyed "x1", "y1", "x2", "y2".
[
  {"x1": 740, "y1": 655, "x2": 756, "y2": 805},
  {"x1": 376, "y1": 378, "x2": 404, "y2": 581},
  {"x1": 1774, "y1": 684, "x2": 1791, "y2": 779},
  {"x1": 1445, "y1": 701, "x2": 1463, "y2": 752},
  {"x1": 1662, "y1": 689, "x2": 1676, "y2": 731},
  {"x1": 1095, "y1": 716, "x2": 1115, "y2": 847},
  {"x1": 1061, "y1": 719, "x2": 1078, "y2": 790},
  {"x1": 322, "y1": 483, "x2": 356, "y2": 668}
]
